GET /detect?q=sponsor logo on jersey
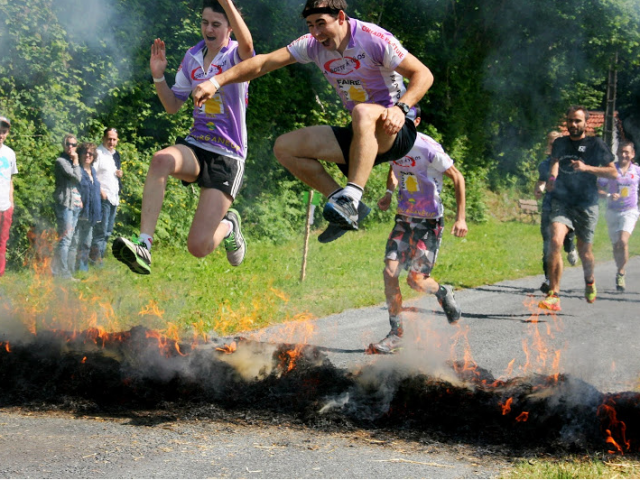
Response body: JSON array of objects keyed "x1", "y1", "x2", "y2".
[
  {"x1": 191, "y1": 64, "x2": 224, "y2": 81},
  {"x1": 393, "y1": 155, "x2": 417, "y2": 168},
  {"x1": 324, "y1": 57, "x2": 361, "y2": 75},
  {"x1": 288, "y1": 34, "x2": 312, "y2": 48},
  {"x1": 360, "y1": 24, "x2": 405, "y2": 59}
]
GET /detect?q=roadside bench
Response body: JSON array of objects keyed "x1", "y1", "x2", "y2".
[{"x1": 518, "y1": 199, "x2": 540, "y2": 222}]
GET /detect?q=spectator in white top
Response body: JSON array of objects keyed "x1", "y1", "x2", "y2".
[
  {"x1": 0, "y1": 116, "x2": 17, "y2": 277},
  {"x1": 91, "y1": 127, "x2": 123, "y2": 266}
]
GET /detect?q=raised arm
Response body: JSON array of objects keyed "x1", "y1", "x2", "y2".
[
  {"x1": 443, "y1": 165, "x2": 467, "y2": 237},
  {"x1": 193, "y1": 47, "x2": 297, "y2": 107},
  {"x1": 150, "y1": 39, "x2": 185, "y2": 115},
  {"x1": 219, "y1": 0, "x2": 254, "y2": 61}
]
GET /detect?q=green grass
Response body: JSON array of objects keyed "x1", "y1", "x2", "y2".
[
  {"x1": 2, "y1": 208, "x2": 639, "y2": 337},
  {"x1": 504, "y1": 455, "x2": 640, "y2": 479}
]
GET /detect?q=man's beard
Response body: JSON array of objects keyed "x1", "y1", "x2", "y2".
[{"x1": 569, "y1": 127, "x2": 585, "y2": 138}]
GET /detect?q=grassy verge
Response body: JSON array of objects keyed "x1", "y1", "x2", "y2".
[
  {"x1": 503, "y1": 455, "x2": 640, "y2": 478},
  {"x1": 2, "y1": 205, "x2": 639, "y2": 337}
]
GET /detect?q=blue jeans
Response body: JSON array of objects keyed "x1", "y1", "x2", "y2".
[
  {"x1": 69, "y1": 218, "x2": 93, "y2": 272},
  {"x1": 91, "y1": 200, "x2": 118, "y2": 260},
  {"x1": 53, "y1": 204, "x2": 81, "y2": 277}
]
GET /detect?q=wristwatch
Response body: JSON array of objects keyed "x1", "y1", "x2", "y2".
[{"x1": 395, "y1": 102, "x2": 410, "y2": 115}]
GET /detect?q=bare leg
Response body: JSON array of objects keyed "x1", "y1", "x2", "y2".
[
  {"x1": 613, "y1": 231, "x2": 631, "y2": 275},
  {"x1": 140, "y1": 144, "x2": 199, "y2": 237},
  {"x1": 407, "y1": 271, "x2": 440, "y2": 295},
  {"x1": 577, "y1": 237, "x2": 595, "y2": 283},
  {"x1": 383, "y1": 260, "x2": 403, "y2": 318},
  {"x1": 187, "y1": 188, "x2": 233, "y2": 258},
  {"x1": 273, "y1": 126, "x2": 345, "y2": 197},
  {"x1": 548, "y1": 222, "x2": 569, "y2": 293}
]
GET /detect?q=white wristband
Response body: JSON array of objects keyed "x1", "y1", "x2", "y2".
[
  {"x1": 607, "y1": 193, "x2": 612, "y2": 198},
  {"x1": 209, "y1": 76, "x2": 221, "y2": 89},
  {"x1": 153, "y1": 76, "x2": 165, "y2": 83},
  {"x1": 386, "y1": 189, "x2": 394, "y2": 195}
]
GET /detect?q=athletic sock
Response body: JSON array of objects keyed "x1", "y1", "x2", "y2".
[
  {"x1": 221, "y1": 219, "x2": 233, "y2": 238},
  {"x1": 139, "y1": 234, "x2": 153, "y2": 251},
  {"x1": 389, "y1": 314, "x2": 403, "y2": 335},
  {"x1": 342, "y1": 183, "x2": 363, "y2": 203},
  {"x1": 328, "y1": 188, "x2": 343, "y2": 200}
]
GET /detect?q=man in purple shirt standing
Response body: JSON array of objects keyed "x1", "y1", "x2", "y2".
[
  {"x1": 193, "y1": 0, "x2": 434, "y2": 242},
  {"x1": 113, "y1": 0, "x2": 254, "y2": 275}
]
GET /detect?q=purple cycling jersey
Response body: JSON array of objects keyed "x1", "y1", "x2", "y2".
[
  {"x1": 598, "y1": 163, "x2": 640, "y2": 212},
  {"x1": 172, "y1": 40, "x2": 250, "y2": 161},
  {"x1": 287, "y1": 18, "x2": 409, "y2": 113},
  {"x1": 391, "y1": 133, "x2": 454, "y2": 219}
]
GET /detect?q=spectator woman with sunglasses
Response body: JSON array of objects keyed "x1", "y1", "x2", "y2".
[{"x1": 52, "y1": 134, "x2": 82, "y2": 279}]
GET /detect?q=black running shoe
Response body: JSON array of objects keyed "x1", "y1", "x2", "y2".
[
  {"x1": 436, "y1": 285, "x2": 461, "y2": 324},
  {"x1": 318, "y1": 201, "x2": 371, "y2": 243},
  {"x1": 112, "y1": 237, "x2": 151, "y2": 275},
  {"x1": 367, "y1": 329, "x2": 403, "y2": 355},
  {"x1": 322, "y1": 195, "x2": 359, "y2": 230}
]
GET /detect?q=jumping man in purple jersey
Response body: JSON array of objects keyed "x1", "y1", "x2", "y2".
[
  {"x1": 192, "y1": 0, "x2": 434, "y2": 242},
  {"x1": 113, "y1": 0, "x2": 254, "y2": 275}
]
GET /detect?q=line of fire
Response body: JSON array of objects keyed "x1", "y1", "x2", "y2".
[{"x1": 1, "y1": 240, "x2": 639, "y2": 455}]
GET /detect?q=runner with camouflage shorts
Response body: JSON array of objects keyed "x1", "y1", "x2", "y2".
[{"x1": 368, "y1": 111, "x2": 467, "y2": 354}]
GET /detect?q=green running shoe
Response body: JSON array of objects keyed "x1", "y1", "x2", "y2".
[
  {"x1": 585, "y1": 281, "x2": 597, "y2": 304},
  {"x1": 112, "y1": 237, "x2": 151, "y2": 275},
  {"x1": 223, "y1": 209, "x2": 246, "y2": 267}
]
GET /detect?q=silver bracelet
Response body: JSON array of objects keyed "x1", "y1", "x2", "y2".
[
  {"x1": 209, "y1": 76, "x2": 221, "y2": 89},
  {"x1": 153, "y1": 76, "x2": 165, "y2": 83},
  {"x1": 386, "y1": 189, "x2": 394, "y2": 195}
]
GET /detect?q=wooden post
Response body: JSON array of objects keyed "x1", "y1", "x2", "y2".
[{"x1": 300, "y1": 189, "x2": 314, "y2": 282}]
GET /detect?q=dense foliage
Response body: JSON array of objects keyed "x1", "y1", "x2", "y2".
[{"x1": 1, "y1": 0, "x2": 639, "y2": 269}]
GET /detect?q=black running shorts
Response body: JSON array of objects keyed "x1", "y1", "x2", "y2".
[
  {"x1": 331, "y1": 117, "x2": 418, "y2": 177},
  {"x1": 176, "y1": 138, "x2": 244, "y2": 199}
]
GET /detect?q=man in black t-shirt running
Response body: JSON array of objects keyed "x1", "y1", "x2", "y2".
[{"x1": 539, "y1": 106, "x2": 616, "y2": 311}]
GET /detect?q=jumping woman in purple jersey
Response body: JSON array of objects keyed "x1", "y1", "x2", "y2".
[{"x1": 113, "y1": 0, "x2": 254, "y2": 275}]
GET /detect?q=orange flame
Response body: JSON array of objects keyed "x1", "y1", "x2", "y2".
[
  {"x1": 598, "y1": 402, "x2": 630, "y2": 454},
  {"x1": 216, "y1": 341, "x2": 237, "y2": 354},
  {"x1": 516, "y1": 411, "x2": 529, "y2": 422},
  {"x1": 500, "y1": 397, "x2": 513, "y2": 415}
]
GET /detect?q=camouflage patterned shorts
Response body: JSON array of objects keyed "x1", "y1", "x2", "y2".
[{"x1": 384, "y1": 215, "x2": 444, "y2": 276}]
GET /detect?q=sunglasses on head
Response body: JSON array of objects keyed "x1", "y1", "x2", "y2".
[{"x1": 66, "y1": 142, "x2": 77, "y2": 147}]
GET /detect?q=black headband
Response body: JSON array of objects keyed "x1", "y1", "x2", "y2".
[{"x1": 302, "y1": 6, "x2": 342, "y2": 18}]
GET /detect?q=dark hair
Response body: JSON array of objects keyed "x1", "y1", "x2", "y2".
[
  {"x1": 202, "y1": 0, "x2": 229, "y2": 21},
  {"x1": 77, "y1": 142, "x2": 98, "y2": 166},
  {"x1": 618, "y1": 140, "x2": 635, "y2": 152},
  {"x1": 413, "y1": 104, "x2": 421, "y2": 119},
  {"x1": 103, "y1": 127, "x2": 118, "y2": 138},
  {"x1": 566, "y1": 105, "x2": 589, "y2": 121},
  {"x1": 302, "y1": 0, "x2": 347, "y2": 18}
]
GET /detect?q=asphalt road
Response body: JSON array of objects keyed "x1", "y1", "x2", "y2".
[{"x1": 1, "y1": 256, "x2": 639, "y2": 478}]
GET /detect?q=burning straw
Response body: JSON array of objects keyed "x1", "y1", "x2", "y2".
[{"x1": 1, "y1": 325, "x2": 639, "y2": 454}]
